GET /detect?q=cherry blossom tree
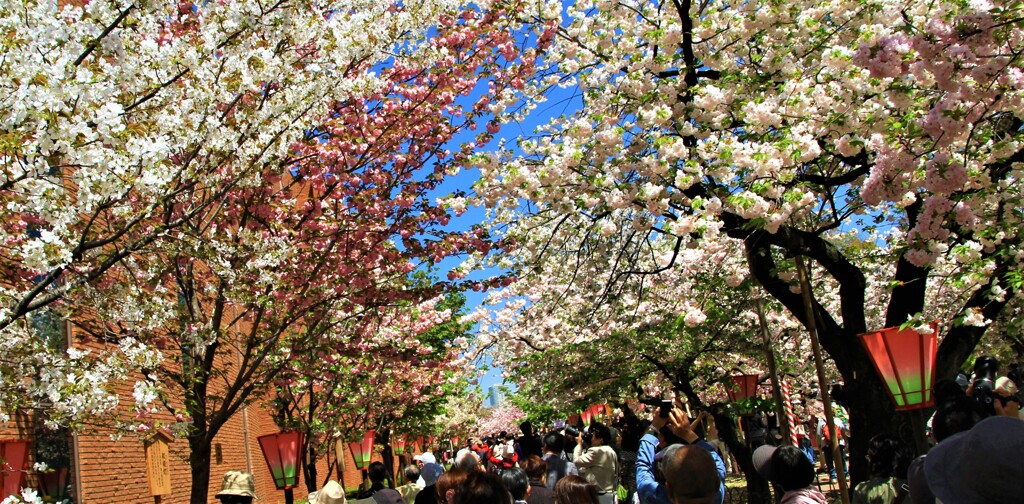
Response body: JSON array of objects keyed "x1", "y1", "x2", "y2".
[
  {"x1": 0, "y1": 0, "x2": 433, "y2": 423},
  {"x1": 473, "y1": 234, "x2": 813, "y2": 499},
  {"x1": 472, "y1": 0, "x2": 1024, "y2": 484},
  {"x1": 271, "y1": 291, "x2": 474, "y2": 492},
  {"x1": 0, "y1": 0, "x2": 552, "y2": 501},
  {"x1": 477, "y1": 401, "x2": 527, "y2": 436}
]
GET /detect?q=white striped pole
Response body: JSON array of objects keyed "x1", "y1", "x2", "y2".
[{"x1": 781, "y1": 379, "x2": 798, "y2": 446}]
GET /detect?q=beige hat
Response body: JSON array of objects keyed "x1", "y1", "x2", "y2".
[
  {"x1": 216, "y1": 471, "x2": 257, "y2": 498},
  {"x1": 313, "y1": 480, "x2": 346, "y2": 504},
  {"x1": 996, "y1": 376, "x2": 1019, "y2": 395}
]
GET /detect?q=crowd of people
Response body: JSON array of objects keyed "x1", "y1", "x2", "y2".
[{"x1": 212, "y1": 359, "x2": 1024, "y2": 504}]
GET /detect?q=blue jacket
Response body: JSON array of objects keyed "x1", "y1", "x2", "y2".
[{"x1": 635, "y1": 433, "x2": 725, "y2": 504}]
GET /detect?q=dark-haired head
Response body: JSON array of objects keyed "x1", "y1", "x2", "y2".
[
  {"x1": 436, "y1": 469, "x2": 469, "y2": 504},
  {"x1": 588, "y1": 423, "x2": 611, "y2": 445},
  {"x1": 520, "y1": 455, "x2": 547, "y2": 484},
  {"x1": 865, "y1": 433, "x2": 912, "y2": 479},
  {"x1": 771, "y1": 446, "x2": 815, "y2": 492},
  {"x1": 544, "y1": 432, "x2": 565, "y2": 453},
  {"x1": 500, "y1": 467, "x2": 530, "y2": 500},
  {"x1": 455, "y1": 471, "x2": 511, "y2": 504},
  {"x1": 367, "y1": 461, "x2": 388, "y2": 484},
  {"x1": 932, "y1": 395, "x2": 987, "y2": 442},
  {"x1": 554, "y1": 475, "x2": 599, "y2": 504}
]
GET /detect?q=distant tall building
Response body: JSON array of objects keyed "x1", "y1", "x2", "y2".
[{"x1": 486, "y1": 385, "x2": 504, "y2": 408}]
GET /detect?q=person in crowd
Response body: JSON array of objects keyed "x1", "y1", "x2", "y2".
[
  {"x1": 413, "y1": 463, "x2": 445, "y2": 504},
  {"x1": 472, "y1": 437, "x2": 491, "y2": 466},
  {"x1": 490, "y1": 433, "x2": 521, "y2": 470},
  {"x1": 818, "y1": 415, "x2": 848, "y2": 481},
  {"x1": 851, "y1": 434, "x2": 911, "y2": 504},
  {"x1": 215, "y1": 471, "x2": 257, "y2": 504},
  {"x1": 554, "y1": 475, "x2": 601, "y2": 504},
  {"x1": 502, "y1": 467, "x2": 533, "y2": 504},
  {"x1": 636, "y1": 406, "x2": 725, "y2": 504},
  {"x1": 456, "y1": 470, "x2": 513, "y2": 504},
  {"x1": 396, "y1": 465, "x2": 422, "y2": 504},
  {"x1": 907, "y1": 395, "x2": 986, "y2": 503},
  {"x1": 793, "y1": 417, "x2": 814, "y2": 465},
  {"x1": 310, "y1": 480, "x2": 346, "y2": 504},
  {"x1": 454, "y1": 450, "x2": 484, "y2": 473},
  {"x1": 520, "y1": 421, "x2": 545, "y2": 459},
  {"x1": 573, "y1": 422, "x2": 619, "y2": 504},
  {"x1": 544, "y1": 431, "x2": 579, "y2": 489},
  {"x1": 563, "y1": 426, "x2": 581, "y2": 461},
  {"x1": 922, "y1": 415, "x2": 1024, "y2": 503},
  {"x1": 355, "y1": 461, "x2": 389, "y2": 499},
  {"x1": 743, "y1": 411, "x2": 769, "y2": 449},
  {"x1": 414, "y1": 452, "x2": 437, "y2": 487},
  {"x1": 616, "y1": 410, "x2": 644, "y2": 502},
  {"x1": 522, "y1": 454, "x2": 556, "y2": 504},
  {"x1": 433, "y1": 468, "x2": 470, "y2": 504},
  {"x1": 752, "y1": 445, "x2": 827, "y2": 504}
]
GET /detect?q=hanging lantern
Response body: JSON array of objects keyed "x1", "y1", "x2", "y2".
[
  {"x1": 393, "y1": 435, "x2": 407, "y2": 456},
  {"x1": 858, "y1": 323, "x2": 938, "y2": 410},
  {"x1": 726, "y1": 374, "x2": 759, "y2": 402},
  {"x1": 257, "y1": 431, "x2": 303, "y2": 504},
  {"x1": 451, "y1": 436, "x2": 460, "y2": 448},
  {"x1": 580, "y1": 409, "x2": 593, "y2": 425},
  {"x1": 348, "y1": 430, "x2": 376, "y2": 471},
  {"x1": 604, "y1": 404, "x2": 614, "y2": 417},
  {"x1": 568, "y1": 414, "x2": 580, "y2": 426},
  {"x1": 0, "y1": 439, "x2": 31, "y2": 501}
]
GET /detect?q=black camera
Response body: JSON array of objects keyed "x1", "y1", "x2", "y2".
[
  {"x1": 970, "y1": 356, "x2": 1000, "y2": 414},
  {"x1": 563, "y1": 426, "x2": 579, "y2": 438},
  {"x1": 581, "y1": 428, "x2": 593, "y2": 445}
]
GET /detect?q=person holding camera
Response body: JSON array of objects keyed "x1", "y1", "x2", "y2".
[
  {"x1": 573, "y1": 422, "x2": 619, "y2": 504},
  {"x1": 635, "y1": 404, "x2": 725, "y2": 504}
]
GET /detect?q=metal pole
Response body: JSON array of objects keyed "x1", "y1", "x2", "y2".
[
  {"x1": 795, "y1": 257, "x2": 850, "y2": 504},
  {"x1": 284, "y1": 488, "x2": 294, "y2": 504}
]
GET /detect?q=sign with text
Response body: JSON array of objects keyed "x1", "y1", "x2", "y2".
[{"x1": 144, "y1": 432, "x2": 173, "y2": 496}]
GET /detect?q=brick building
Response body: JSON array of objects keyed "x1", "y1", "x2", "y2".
[{"x1": 0, "y1": 322, "x2": 406, "y2": 503}]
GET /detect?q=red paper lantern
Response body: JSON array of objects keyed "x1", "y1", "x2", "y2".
[
  {"x1": 258, "y1": 431, "x2": 304, "y2": 492},
  {"x1": 348, "y1": 430, "x2": 376, "y2": 471},
  {"x1": 451, "y1": 436, "x2": 460, "y2": 448},
  {"x1": 858, "y1": 323, "x2": 938, "y2": 410},
  {"x1": 726, "y1": 374, "x2": 759, "y2": 402},
  {"x1": 0, "y1": 439, "x2": 31, "y2": 500},
  {"x1": 580, "y1": 409, "x2": 593, "y2": 425},
  {"x1": 568, "y1": 414, "x2": 580, "y2": 426},
  {"x1": 393, "y1": 435, "x2": 407, "y2": 456}
]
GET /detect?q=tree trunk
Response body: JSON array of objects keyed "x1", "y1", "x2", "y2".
[
  {"x1": 304, "y1": 441, "x2": 318, "y2": 492},
  {"x1": 712, "y1": 407, "x2": 771, "y2": 504},
  {"x1": 188, "y1": 434, "x2": 214, "y2": 504},
  {"x1": 382, "y1": 444, "x2": 395, "y2": 488}
]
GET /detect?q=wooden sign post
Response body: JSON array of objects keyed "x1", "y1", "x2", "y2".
[{"x1": 144, "y1": 431, "x2": 173, "y2": 496}]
